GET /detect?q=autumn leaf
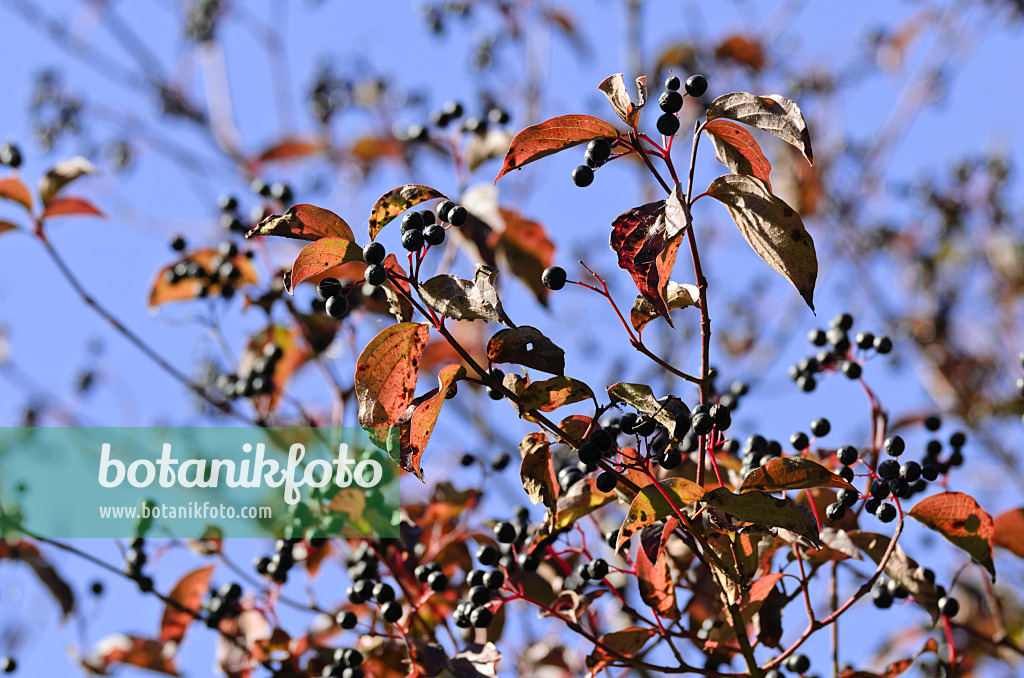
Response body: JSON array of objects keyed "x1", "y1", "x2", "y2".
[
  {"x1": 706, "y1": 92, "x2": 813, "y2": 163},
  {"x1": 487, "y1": 326, "x2": 565, "y2": 376},
  {"x1": 848, "y1": 530, "x2": 940, "y2": 621},
  {"x1": 617, "y1": 478, "x2": 704, "y2": 551},
  {"x1": 356, "y1": 323, "x2": 432, "y2": 450},
  {"x1": 993, "y1": 507, "x2": 1024, "y2": 559},
  {"x1": 706, "y1": 174, "x2": 817, "y2": 310},
  {"x1": 715, "y1": 35, "x2": 765, "y2": 71},
  {"x1": 149, "y1": 249, "x2": 259, "y2": 307},
  {"x1": 247, "y1": 204, "x2": 354, "y2": 241},
  {"x1": 369, "y1": 184, "x2": 446, "y2": 240},
  {"x1": 739, "y1": 457, "x2": 856, "y2": 493},
  {"x1": 546, "y1": 476, "x2": 616, "y2": 532},
  {"x1": 285, "y1": 237, "x2": 363, "y2": 293},
  {"x1": 598, "y1": 73, "x2": 647, "y2": 128},
  {"x1": 635, "y1": 521, "x2": 679, "y2": 619},
  {"x1": 607, "y1": 382, "x2": 689, "y2": 439},
  {"x1": 909, "y1": 491, "x2": 995, "y2": 580},
  {"x1": 254, "y1": 137, "x2": 327, "y2": 164},
  {"x1": 520, "y1": 432, "x2": 558, "y2": 510},
  {"x1": 629, "y1": 281, "x2": 699, "y2": 331},
  {"x1": 609, "y1": 185, "x2": 690, "y2": 323},
  {"x1": 492, "y1": 208, "x2": 555, "y2": 306},
  {"x1": 0, "y1": 177, "x2": 32, "y2": 210},
  {"x1": 517, "y1": 376, "x2": 595, "y2": 413},
  {"x1": 2, "y1": 541, "x2": 75, "y2": 620},
  {"x1": 40, "y1": 196, "x2": 104, "y2": 219},
  {"x1": 708, "y1": 573, "x2": 785, "y2": 643},
  {"x1": 397, "y1": 364, "x2": 466, "y2": 481},
  {"x1": 419, "y1": 265, "x2": 514, "y2": 325},
  {"x1": 494, "y1": 115, "x2": 618, "y2": 183},
  {"x1": 160, "y1": 566, "x2": 214, "y2": 644},
  {"x1": 0, "y1": 220, "x2": 18, "y2": 237},
  {"x1": 701, "y1": 488, "x2": 820, "y2": 546},
  {"x1": 39, "y1": 156, "x2": 94, "y2": 206},
  {"x1": 703, "y1": 119, "x2": 772, "y2": 188},
  {"x1": 585, "y1": 627, "x2": 655, "y2": 674},
  {"x1": 80, "y1": 635, "x2": 179, "y2": 676}
]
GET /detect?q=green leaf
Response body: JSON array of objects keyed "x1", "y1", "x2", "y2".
[
  {"x1": 369, "y1": 185, "x2": 446, "y2": 240},
  {"x1": 247, "y1": 204, "x2": 355, "y2": 241},
  {"x1": 706, "y1": 92, "x2": 813, "y2": 164},
  {"x1": 495, "y1": 115, "x2": 619, "y2": 183},
  {"x1": 701, "y1": 487, "x2": 820, "y2": 546},
  {"x1": 706, "y1": 174, "x2": 817, "y2": 310},
  {"x1": 285, "y1": 237, "x2": 364, "y2": 293},
  {"x1": 909, "y1": 491, "x2": 995, "y2": 580},
  {"x1": 617, "y1": 478, "x2": 704, "y2": 551},
  {"x1": 739, "y1": 456, "x2": 856, "y2": 493}
]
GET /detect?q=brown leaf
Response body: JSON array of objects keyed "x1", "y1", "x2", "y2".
[
  {"x1": 493, "y1": 208, "x2": 555, "y2": 306},
  {"x1": 548, "y1": 476, "x2": 616, "y2": 531},
  {"x1": 285, "y1": 237, "x2": 363, "y2": 293},
  {"x1": 487, "y1": 326, "x2": 565, "y2": 376},
  {"x1": 254, "y1": 137, "x2": 327, "y2": 164},
  {"x1": 617, "y1": 478, "x2": 704, "y2": 551},
  {"x1": 160, "y1": 566, "x2": 214, "y2": 644},
  {"x1": 41, "y1": 196, "x2": 104, "y2": 219},
  {"x1": 466, "y1": 129, "x2": 515, "y2": 172},
  {"x1": 449, "y1": 643, "x2": 502, "y2": 678},
  {"x1": 356, "y1": 323, "x2": 432, "y2": 450},
  {"x1": 740, "y1": 456, "x2": 856, "y2": 493},
  {"x1": 848, "y1": 531, "x2": 940, "y2": 621},
  {"x1": 609, "y1": 185, "x2": 690, "y2": 323},
  {"x1": 494, "y1": 115, "x2": 618, "y2": 183},
  {"x1": 706, "y1": 174, "x2": 817, "y2": 310},
  {"x1": 517, "y1": 376, "x2": 594, "y2": 413},
  {"x1": 606, "y1": 382, "x2": 689, "y2": 439},
  {"x1": 398, "y1": 363, "x2": 466, "y2": 481},
  {"x1": 598, "y1": 73, "x2": 646, "y2": 128},
  {"x1": 909, "y1": 491, "x2": 995, "y2": 580},
  {"x1": 520, "y1": 432, "x2": 558, "y2": 509},
  {"x1": 636, "y1": 521, "x2": 679, "y2": 619},
  {"x1": 238, "y1": 326, "x2": 311, "y2": 412},
  {"x1": 3, "y1": 541, "x2": 74, "y2": 619},
  {"x1": 706, "y1": 92, "x2": 813, "y2": 164},
  {"x1": 715, "y1": 35, "x2": 765, "y2": 71},
  {"x1": 585, "y1": 627, "x2": 655, "y2": 673},
  {"x1": 993, "y1": 507, "x2": 1024, "y2": 559},
  {"x1": 81, "y1": 635, "x2": 179, "y2": 676},
  {"x1": 418, "y1": 265, "x2": 513, "y2": 325},
  {"x1": 368, "y1": 185, "x2": 445, "y2": 240},
  {"x1": 630, "y1": 281, "x2": 699, "y2": 331},
  {"x1": 149, "y1": 249, "x2": 259, "y2": 307},
  {"x1": 247, "y1": 204, "x2": 354, "y2": 241},
  {"x1": 0, "y1": 177, "x2": 32, "y2": 210},
  {"x1": 703, "y1": 119, "x2": 772, "y2": 188},
  {"x1": 39, "y1": 156, "x2": 94, "y2": 206},
  {"x1": 0, "y1": 220, "x2": 18, "y2": 237},
  {"x1": 701, "y1": 488, "x2": 820, "y2": 546}
]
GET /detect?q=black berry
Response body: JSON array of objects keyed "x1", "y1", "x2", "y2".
[
  {"x1": 494, "y1": 521, "x2": 516, "y2": 543},
  {"x1": 336, "y1": 610, "x2": 357, "y2": 629},
  {"x1": 874, "y1": 336, "x2": 893, "y2": 354},
  {"x1": 470, "y1": 606, "x2": 493, "y2": 627},
  {"x1": 317, "y1": 278, "x2": 343, "y2": 301},
  {"x1": 542, "y1": 266, "x2": 567, "y2": 290},
  {"x1": 656, "y1": 112, "x2": 680, "y2": 136},
  {"x1": 364, "y1": 265, "x2": 386, "y2": 286},
  {"x1": 837, "y1": 488, "x2": 859, "y2": 507},
  {"x1": 585, "y1": 138, "x2": 612, "y2": 167},
  {"x1": 0, "y1": 143, "x2": 23, "y2": 168},
  {"x1": 170, "y1": 235, "x2": 187, "y2": 251},
  {"x1": 477, "y1": 544, "x2": 499, "y2": 566},
  {"x1": 790, "y1": 431, "x2": 810, "y2": 450},
  {"x1": 785, "y1": 654, "x2": 810, "y2": 674},
  {"x1": 596, "y1": 470, "x2": 617, "y2": 492},
  {"x1": 842, "y1": 361, "x2": 863, "y2": 379},
  {"x1": 447, "y1": 205, "x2": 468, "y2": 226},
  {"x1": 402, "y1": 228, "x2": 425, "y2": 251},
  {"x1": 826, "y1": 502, "x2": 846, "y2": 521},
  {"x1": 659, "y1": 90, "x2": 683, "y2": 114},
  {"x1": 876, "y1": 502, "x2": 897, "y2": 523},
  {"x1": 436, "y1": 200, "x2": 456, "y2": 222},
  {"x1": 424, "y1": 224, "x2": 445, "y2": 246},
  {"x1": 810, "y1": 418, "x2": 831, "y2": 437},
  {"x1": 836, "y1": 445, "x2": 858, "y2": 466},
  {"x1": 427, "y1": 571, "x2": 448, "y2": 592},
  {"x1": 665, "y1": 76, "x2": 681, "y2": 91},
  {"x1": 884, "y1": 435, "x2": 905, "y2": 457},
  {"x1": 380, "y1": 601, "x2": 402, "y2": 623},
  {"x1": 572, "y1": 165, "x2": 594, "y2": 187},
  {"x1": 938, "y1": 596, "x2": 960, "y2": 617},
  {"x1": 362, "y1": 242, "x2": 386, "y2": 265},
  {"x1": 402, "y1": 211, "x2": 424, "y2": 232},
  {"x1": 684, "y1": 74, "x2": 708, "y2": 97},
  {"x1": 878, "y1": 458, "x2": 900, "y2": 480},
  {"x1": 326, "y1": 295, "x2": 349, "y2": 319}
]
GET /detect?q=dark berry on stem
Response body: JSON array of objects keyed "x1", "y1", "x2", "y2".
[
  {"x1": 585, "y1": 138, "x2": 612, "y2": 167},
  {"x1": 336, "y1": 610, "x2": 357, "y2": 629},
  {"x1": 874, "y1": 336, "x2": 893, "y2": 354},
  {"x1": 589, "y1": 558, "x2": 609, "y2": 579},
  {"x1": 684, "y1": 74, "x2": 708, "y2": 97},
  {"x1": 427, "y1": 571, "x2": 448, "y2": 591},
  {"x1": 578, "y1": 442, "x2": 600, "y2": 465},
  {"x1": 826, "y1": 502, "x2": 846, "y2": 521},
  {"x1": 938, "y1": 596, "x2": 960, "y2": 617},
  {"x1": 900, "y1": 461, "x2": 921, "y2": 482},
  {"x1": 790, "y1": 431, "x2": 809, "y2": 450},
  {"x1": 170, "y1": 235, "x2": 187, "y2": 251},
  {"x1": 922, "y1": 463, "x2": 940, "y2": 481},
  {"x1": 837, "y1": 445, "x2": 859, "y2": 466},
  {"x1": 589, "y1": 428, "x2": 614, "y2": 450},
  {"x1": 855, "y1": 332, "x2": 875, "y2": 349},
  {"x1": 949, "y1": 431, "x2": 967, "y2": 448},
  {"x1": 364, "y1": 265, "x2": 386, "y2": 286},
  {"x1": 402, "y1": 211, "x2": 424, "y2": 232},
  {"x1": 843, "y1": 361, "x2": 863, "y2": 379},
  {"x1": 878, "y1": 458, "x2": 900, "y2": 480},
  {"x1": 596, "y1": 470, "x2": 618, "y2": 492},
  {"x1": 837, "y1": 488, "x2": 859, "y2": 507},
  {"x1": 572, "y1": 165, "x2": 594, "y2": 187},
  {"x1": 447, "y1": 205, "x2": 468, "y2": 226},
  {"x1": 477, "y1": 544, "x2": 499, "y2": 566},
  {"x1": 876, "y1": 502, "x2": 897, "y2": 523},
  {"x1": 326, "y1": 295, "x2": 349, "y2": 319},
  {"x1": 402, "y1": 228, "x2": 425, "y2": 252},
  {"x1": 659, "y1": 90, "x2": 683, "y2": 114},
  {"x1": 0, "y1": 658, "x2": 15, "y2": 674},
  {"x1": 437, "y1": 200, "x2": 455, "y2": 222},
  {"x1": 542, "y1": 266, "x2": 567, "y2": 290},
  {"x1": 870, "y1": 480, "x2": 890, "y2": 500},
  {"x1": 665, "y1": 75, "x2": 681, "y2": 90},
  {"x1": 490, "y1": 452, "x2": 510, "y2": 471},
  {"x1": 469, "y1": 585, "x2": 491, "y2": 606},
  {"x1": 483, "y1": 569, "x2": 505, "y2": 589},
  {"x1": 494, "y1": 521, "x2": 516, "y2": 543},
  {"x1": 656, "y1": 112, "x2": 680, "y2": 136},
  {"x1": 808, "y1": 328, "x2": 827, "y2": 346},
  {"x1": 873, "y1": 586, "x2": 893, "y2": 608},
  {"x1": 785, "y1": 654, "x2": 811, "y2": 674},
  {"x1": 924, "y1": 415, "x2": 941, "y2": 431},
  {"x1": 218, "y1": 194, "x2": 238, "y2": 211},
  {"x1": 424, "y1": 224, "x2": 445, "y2": 246},
  {"x1": 380, "y1": 601, "x2": 402, "y2": 623},
  {"x1": 362, "y1": 242, "x2": 385, "y2": 265},
  {"x1": 0, "y1": 143, "x2": 22, "y2": 168},
  {"x1": 884, "y1": 435, "x2": 905, "y2": 457},
  {"x1": 811, "y1": 417, "x2": 831, "y2": 437},
  {"x1": 470, "y1": 607, "x2": 493, "y2": 628}
]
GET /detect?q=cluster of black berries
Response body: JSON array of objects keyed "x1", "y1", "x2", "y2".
[
  {"x1": 342, "y1": 546, "x2": 403, "y2": 624},
  {"x1": 459, "y1": 451, "x2": 511, "y2": 471},
  {"x1": 204, "y1": 582, "x2": 242, "y2": 628},
  {"x1": 0, "y1": 657, "x2": 16, "y2": 674},
  {"x1": 254, "y1": 537, "x2": 301, "y2": 584},
  {"x1": 763, "y1": 653, "x2": 811, "y2": 678},
  {"x1": 0, "y1": 143, "x2": 22, "y2": 169},
  {"x1": 317, "y1": 276, "x2": 355, "y2": 320},
  {"x1": 656, "y1": 74, "x2": 707, "y2": 137},
  {"x1": 428, "y1": 99, "x2": 510, "y2": 135},
  {"x1": 571, "y1": 137, "x2": 615, "y2": 187},
  {"x1": 712, "y1": 379, "x2": 749, "y2": 413},
  {"x1": 321, "y1": 647, "x2": 365, "y2": 678},
  {"x1": 164, "y1": 239, "x2": 250, "y2": 300},
  {"x1": 738, "y1": 434, "x2": 785, "y2": 478},
  {"x1": 791, "y1": 313, "x2": 893, "y2": 391},
  {"x1": 217, "y1": 194, "x2": 248, "y2": 234},
  {"x1": 577, "y1": 557, "x2": 610, "y2": 582},
  {"x1": 251, "y1": 179, "x2": 293, "y2": 206},
  {"x1": 125, "y1": 538, "x2": 153, "y2": 592},
  {"x1": 399, "y1": 204, "x2": 451, "y2": 252},
  {"x1": 872, "y1": 568, "x2": 960, "y2": 617},
  {"x1": 452, "y1": 546, "x2": 508, "y2": 629},
  {"x1": 413, "y1": 562, "x2": 450, "y2": 593},
  {"x1": 215, "y1": 341, "x2": 283, "y2": 400}
]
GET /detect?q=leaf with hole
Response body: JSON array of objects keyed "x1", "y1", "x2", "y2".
[
  {"x1": 703, "y1": 119, "x2": 772, "y2": 188},
  {"x1": 706, "y1": 92, "x2": 813, "y2": 163},
  {"x1": 369, "y1": 184, "x2": 446, "y2": 240},
  {"x1": 247, "y1": 204, "x2": 354, "y2": 241},
  {"x1": 617, "y1": 478, "x2": 704, "y2": 551},
  {"x1": 494, "y1": 115, "x2": 618, "y2": 183},
  {"x1": 740, "y1": 456, "x2": 856, "y2": 493},
  {"x1": 487, "y1": 326, "x2": 565, "y2": 376},
  {"x1": 909, "y1": 491, "x2": 995, "y2": 580},
  {"x1": 706, "y1": 174, "x2": 817, "y2": 310}
]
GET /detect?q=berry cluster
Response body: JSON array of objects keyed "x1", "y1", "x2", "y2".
[
  {"x1": 762, "y1": 653, "x2": 811, "y2": 678},
  {"x1": 254, "y1": 537, "x2": 301, "y2": 584},
  {"x1": 0, "y1": 143, "x2": 22, "y2": 169},
  {"x1": 164, "y1": 240, "x2": 250, "y2": 300},
  {"x1": 124, "y1": 538, "x2": 153, "y2": 592},
  {"x1": 215, "y1": 341, "x2": 283, "y2": 400},
  {"x1": 320, "y1": 647, "x2": 365, "y2": 678},
  {"x1": 571, "y1": 137, "x2": 614, "y2": 187},
  {"x1": 414, "y1": 561, "x2": 450, "y2": 592},
  {"x1": 203, "y1": 582, "x2": 242, "y2": 628},
  {"x1": 218, "y1": 194, "x2": 248, "y2": 234},
  {"x1": 459, "y1": 451, "x2": 511, "y2": 471},
  {"x1": 342, "y1": 546, "x2": 403, "y2": 624},
  {"x1": 790, "y1": 312, "x2": 893, "y2": 391}
]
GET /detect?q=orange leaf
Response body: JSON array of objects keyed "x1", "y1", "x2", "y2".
[
  {"x1": 585, "y1": 627, "x2": 655, "y2": 673},
  {"x1": 285, "y1": 237, "x2": 363, "y2": 293},
  {"x1": 704, "y1": 119, "x2": 773, "y2": 188},
  {"x1": 715, "y1": 35, "x2": 765, "y2": 71},
  {"x1": 149, "y1": 249, "x2": 259, "y2": 307},
  {"x1": 993, "y1": 507, "x2": 1024, "y2": 559},
  {"x1": 41, "y1": 196, "x2": 104, "y2": 219},
  {"x1": 247, "y1": 204, "x2": 354, "y2": 241},
  {"x1": 368, "y1": 185, "x2": 446, "y2": 240},
  {"x1": 160, "y1": 566, "x2": 215, "y2": 644},
  {"x1": 495, "y1": 114, "x2": 618, "y2": 183},
  {"x1": 254, "y1": 137, "x2": 327, "y2": 164},
  {"x1": 398, "y1": 363, "x2": 467, "y2": 481},
  {"x1": 356, "y1": 323, "x2": 431, "y2": 448},
  {"x1": 739, "y1": 456, "x2": 856, "y2": 493},
  {"x1": 0, "y1": 177, "x2": 32, "y2": 210},
  {"x1": 0, "y1": 220, "x2": 19, "y2": 237},
  {"x1": 909, "y1": 491, "x2": 995, "y2": 579}
]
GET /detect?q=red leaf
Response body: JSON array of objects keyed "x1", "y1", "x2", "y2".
[
  {"x1": 398, "y1": 363, "x2": 466, "y2": 481},
  {"x1": 635, "y1": 521, "x2": 679, "y2": 619},
  {"x1": 285, "y1": 237, "x2": 363, "y2": 293},
  {"x1": 993, "y1": 507, "x2": 1024, "y2": 559},
  {"x1": 909, "y1": 491, "x2": 995, "y2": 579},
  {"x1": 739, "y1": 456, "x2": 856, "y2": 493},
  {"x1": 494, "y1": 114, "x2": 618, "y2": 183},
  {"x1": 356, "y1": 323, "x2": 432, "y2": 448},
  {"x1": 703, "y1": 119, "x2": 772, "y2": 188},
  {"x1": 160, "y1": 566, "x2": 215, "y2": 644},
  {"x1": 1, "y1": 541, "x2": 75, "y2": 619},
  {"x1": 247, "y1": 204, "x2": 354, "y2": 241},
  {"x1": 609, "y1": 186, "x2": 689, "y2": 324},
  {"x1": 368, "y1": 185, "x2": 446, "y2": 240},
  {"x1": 0, "y1": 220, "x2": 20, "y2": 237},
  {"x1": 0, "y1": 177, "x2": 32, "y2": 210},
  {"x1": 707, "y1": 572, "x2": 785, "y2": 644},
  {"x1": 40, "y1": 196, "x2": 104, "y2": 219},
  {"x1": 585, "y1": 627, "x2": 655, "y2": 673},
  {"x1": 81, "y1": 635, "x2": 179, "y2": 676},
  {"x1": 149, "y1": 249, "x2": 259, "y2": 307},
  {"x1": 520, "y1": 432, "x2": 558, "y2": 510},
  {"x1": 254, "y1": 137, "x2": 327, "y2": 165}
]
